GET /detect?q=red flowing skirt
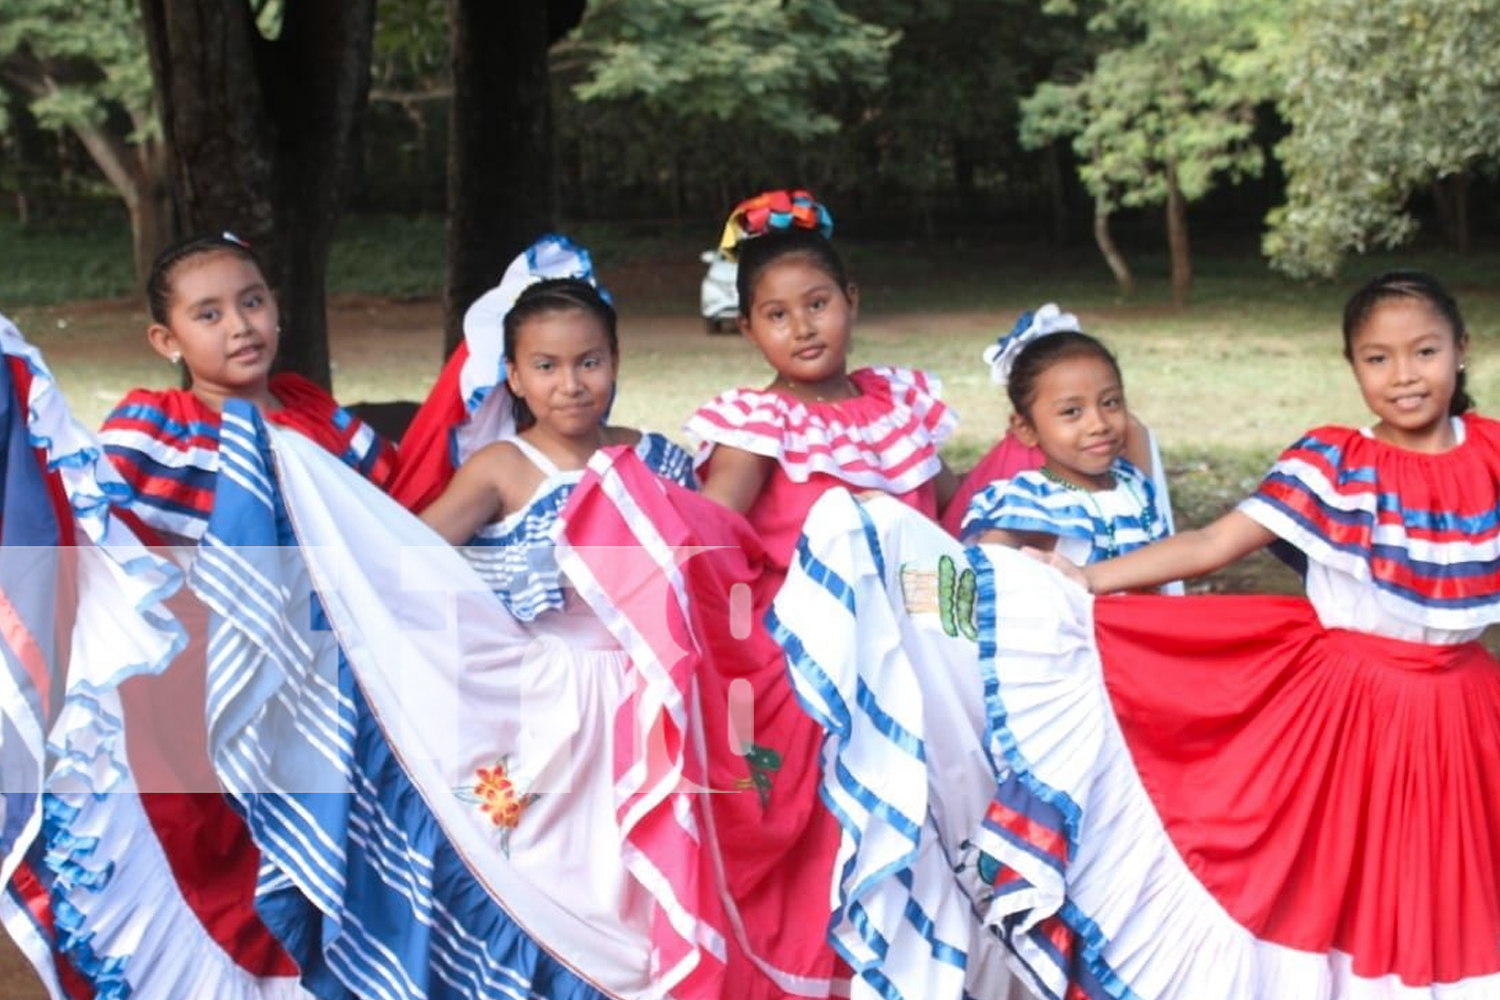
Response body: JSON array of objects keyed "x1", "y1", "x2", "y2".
[{"x1": 1096, "y1": 594, "x2": 1500, "y2": 986}]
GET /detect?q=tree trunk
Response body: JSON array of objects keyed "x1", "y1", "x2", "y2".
[
  {"x1": 444, "y1": 1, "x2": 557, "y2": 358},
  {"x1": 1046, "y1": 141, "x2": 1069, "y2": 247},
  {"x1": 1093, "y1": 195, "x2": 1135, "y2": 296},
  {"x1": 1430, "y1": 178, "x2": 1456, "y2": 246},
  {"x1": 1452, "y1": 172, "x2": 1470, "y2": 254},
  {"x1": 952, "y1": 135, "x2": 976, "y2": 206},
  {"x1": 138, "y1": 0, "x2": 375, "y2": 389},
  {"x1": 1164, "y1": 161, "x2": 1191, "y2": 308},
  {"x1": 128, "y1": 177, "x2": 177, "y2": 291},
  {"x1": 266, "y1": 4, "x2": 376, "y2": 384},
  {"x1": 62, "y1": 117, "x2": 175, "y2": 289}
]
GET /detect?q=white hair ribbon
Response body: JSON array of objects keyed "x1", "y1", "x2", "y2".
[{"x1": 981, "y1": 303, "x2": 1082, "y2": 387}]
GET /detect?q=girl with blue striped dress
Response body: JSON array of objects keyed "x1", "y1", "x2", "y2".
[
  {"x1": 772, "y1": 268, "x2": 1500, "y2": 1000},
  {"x1": 960, "y1": 325, "x2": 1173, "y2": 580},
  {"x1": 418, "y1": 276, "x2": 694, "y2": 593},
  {"x1": 19, "y1": 233, "x2": 398, "y2": 999}
]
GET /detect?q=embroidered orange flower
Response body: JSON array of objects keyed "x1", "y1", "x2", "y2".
[{"x1": 472, "y1": 761, "x2": 528, "y2": 829}]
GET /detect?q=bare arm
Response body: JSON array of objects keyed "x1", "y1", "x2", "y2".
[
  {"x1": 933, "y1": 457, "x2": 960, "y2": 515},
  {"x1": 1083, "y1": 509, "x2": 1276, "y2": 594},
  {"x1": 1123, "y1": 414, "x2": 1153, "y2": 473},
  {"x1": 975, "y1": 526, "x2": 1058, "y2": 552},
  {"x1": 698, "y1": 444, "x2": 776, "y2": 515},
  {"x1": 418, "y1": 444, "x2": 512, "y2": 545}
]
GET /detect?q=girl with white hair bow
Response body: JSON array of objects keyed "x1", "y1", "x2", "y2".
[{"x1": 940, "y1": 304, "x2": 1177, "y2": 553}]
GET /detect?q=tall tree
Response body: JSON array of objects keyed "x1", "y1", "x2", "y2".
[
  {"x1": 1021, "y1": 0, "x2": 1278, "y2": 305},
  {"x1": 0, "y1": 0, "x2": 174, "y2": 285},
  {"x1": 442, "y1": 0, "x2": 585, "y2": 356},
  {"x1": 551, "y1": 0, "x2": 897, "y2": 222},
  {"x1": 842, "y1": 0, "x2": 1080, "y2": 231},
  {"x1": 137, "y1": 0, "x2": 375, "y2": 387},
  {"x1": 568, "y1": 0, "x2": 895, "y2": 139},
  {"x1": 1264, "y1": 0, "x2": 1500, "y2": 278}
]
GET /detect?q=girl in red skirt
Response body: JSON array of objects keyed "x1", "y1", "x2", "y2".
[{"x1": 773, "y1": 268, "x2": 1500, "y2": 999}]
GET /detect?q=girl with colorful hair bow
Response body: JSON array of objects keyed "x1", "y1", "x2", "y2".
[{"x1": 551, "y1": 190, "x2": 1040, "y2": 1000}]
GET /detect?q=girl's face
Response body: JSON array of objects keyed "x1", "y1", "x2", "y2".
[
  {"x1": 1015, "y1": 354, "x2": 1128, "y2": 490},
  {"x1": 738, "y1": 255, "x2": 857, "y2": 400},
  {"x1": 505, "y1": 308, "x2": 617, "y2": 440},
  {"x1": 148, "y1": 251, "x2": 279, "y2": 408},
  {"x1": 1347, "y1": 297, "x2": 1466, "y2": 452}
]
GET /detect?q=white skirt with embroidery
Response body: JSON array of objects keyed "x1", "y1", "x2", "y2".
[
  {"x1": 770, "y1": 488, "x2": 1033, "y2": 1000},
  {"x1": 462, "y1": 599, "x2": 650, "y2": 936}
]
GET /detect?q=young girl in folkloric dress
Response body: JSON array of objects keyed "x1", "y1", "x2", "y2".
[
  {"x1": 689, "y1": 190, "x2": 958, "y2": 521},
  {"x1": 556, "y1": 190, "x2": 1035, "y2": 1000},
  {"x1": 26, "y1": 233, "x2": 398, "y2": 998},
  {"x1": 419, "y1": 277, "x2": 695, "y2": 585},
  {"x1": 408, "y1": 270, "x2": 717, "y2": 998},
  {"x1": 960, "y1": 327, "x2": 1170, "y2": 567},
  {"x1": 205, "y1": 236, "x2": 731, "y2": 1000},
  {"x1": 773, "y1": 268, "x2": 1500, "y2": 1000},
  {"x1": 940, "y1": 304, "x2": 1176, "y2": 544},
  {"x1": 102, "y1": 233, "x2": 396, "y2": 538}
]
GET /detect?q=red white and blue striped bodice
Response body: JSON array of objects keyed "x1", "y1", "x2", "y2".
[
  {"x1": 1239, "y1": 413, "x2": 1500, "y2": 638},
  {"x1": 100, "y1": 373, "x2": 397, "y2": 540}
]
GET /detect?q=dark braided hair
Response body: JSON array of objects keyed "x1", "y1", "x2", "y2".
[
  {"x1": 503, "y1": 277, "x2": 618, "y2": 430},
  {"x1": 1007, "y1": 331, "x2": 1125, "y2": 422},
  {"x1": 146, "y1": 233, "x2": 265, "y2": 324},
  {"x1": 1343, "y1": 269, "x2": 1473, "y2": 416},
  {"x1": 735, "y1": 228, "x2": 852, "y2": 318}
]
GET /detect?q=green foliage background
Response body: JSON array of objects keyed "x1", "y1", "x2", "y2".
[{"x1": 3, "y1": 0, "x2": 1500, "y2": 279}]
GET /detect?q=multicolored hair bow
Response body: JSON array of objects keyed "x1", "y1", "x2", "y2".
[
  {"x1": 718, "y1": 189, "x2": 834, "y2": 261},
  {"x1": 982, "y1": 303, "x2": 1083, "y2": 387}
]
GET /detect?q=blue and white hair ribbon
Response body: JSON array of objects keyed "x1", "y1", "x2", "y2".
[
  {"x1": 981, "y1": 303, "x2": 1082, "y2": 387},
  {"x1": 455, "y1": 234, "x2": 608, "y2": 464}
]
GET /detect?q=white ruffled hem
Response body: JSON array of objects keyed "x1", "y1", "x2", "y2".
[
  {"x1": 43, "y1": 690, "x2": 311, "y2": 999},
  {"x1": 771, "y1": 488, "x2": 1021, "y2": 1000},
  {"x1": 1, "y1": 317, "x2": 242, "y2": 998},
  {"x1": 968, "y1": 545, "x2": 1499, "y2": 999}
]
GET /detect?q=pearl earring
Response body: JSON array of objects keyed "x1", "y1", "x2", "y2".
[{"x1": 169, "y1": 351, "x2": 182, "y2": 365}]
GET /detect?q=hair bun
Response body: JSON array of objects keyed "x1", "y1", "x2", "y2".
[{"x1": 718, "y1": 189, "x2": 834, "y2": 261}]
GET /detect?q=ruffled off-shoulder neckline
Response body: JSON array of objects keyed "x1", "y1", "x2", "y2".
[
  {"x1": 1240, "y1": 412, "x2": 1500, "y2": 631},
  {"x1": 685, "y1": 366, "x2": 956, "y2": 493}
]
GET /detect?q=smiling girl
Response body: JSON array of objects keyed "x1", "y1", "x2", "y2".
[
  {"x1": 67, "y1": 234, "x2": 399, "y2": 997},
  {"x1": 1080, "y1": 267, "x2": 1474, "y2": 595},
  {"x1": 102, "y1": 233, "x2": 396, "y2": 539},
  {"x1": 961, "y1": 329, "x2": 1170, "y2": 569},
  {"x1": 418, "y1": 276, "x2": 695, "y2": 593}
]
